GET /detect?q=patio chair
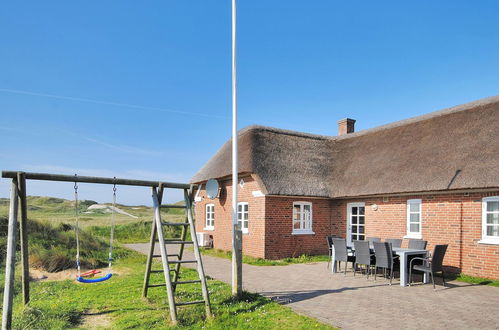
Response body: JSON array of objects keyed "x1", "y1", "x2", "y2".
[
  {"x1": 409, "y1": 244, "x2": 448, "y2": 289},
  {"x1": 326, "y1": 235, "x2": 343, "y2": 269},
  {"x1": 408, "y1": 239, "x2": 427, "y2": 250},
  {"x1": 385, "y1": 238, "x2": 402, "y2": 248},
  {"x1": 373, "y1": 242, "x2": 399, "y2": 285},
  {"x1": 326, "y1": 236, "x2": 334, "y2": 269},
  {"x1": 367, "y1": 237, "x2": 381, "y2": 243},
  {"x1": 353, "y1": 240, "x2": 375, "y2": 278},
  {"x1": 332, "y1": 238, "x2": 355, "y2": 275}
]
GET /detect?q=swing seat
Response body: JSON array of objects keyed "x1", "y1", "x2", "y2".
[
  {"x1": 80, "y1": 269, "x2": 102, "y2": 277},
  {"x1": 76, "y1": 273, "x2": 112, "y2": 283}
]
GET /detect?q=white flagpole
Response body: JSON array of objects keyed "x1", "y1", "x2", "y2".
[{"x1": 231, "y1": 0, "x2": 242, "y2": 297}]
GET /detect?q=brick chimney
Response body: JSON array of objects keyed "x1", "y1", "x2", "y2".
[{"x1": 338, "y1": 118, "x2": 356, "y2": 136}]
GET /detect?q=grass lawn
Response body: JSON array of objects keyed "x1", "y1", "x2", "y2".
[
  {"x1": 198, "y1": 248, "x2": 329, "y2": 266},
  {"x1": 3, "y1": 251, "x2": 333, "y2": 329},
  {"x1": 454, "y1": 274, "x2": 499, "y2": 287}
]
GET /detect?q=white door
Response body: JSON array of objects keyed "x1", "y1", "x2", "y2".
[{"x1": 347, "y1": 203, "x2": 366, "y2": 245}]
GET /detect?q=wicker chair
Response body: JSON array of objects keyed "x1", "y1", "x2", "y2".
[
  {"x1": 353, "y1": 240, "x2": 374, "y2": 278},
  {"x1": 409, "y1": 244, "x2": 448, "y2": 289},
  {"x1": 373, "y1": 242, "x2": 398, "y2": 285},
  {"x1": 332, "y1": 238, "x2": 355, "y2": 275},
  {"x1": 408, "y1": 239, "x2": 427, "y2": 250},
  {"x1": 385, "y1": 238, "x2": 402, "y2": 248}
]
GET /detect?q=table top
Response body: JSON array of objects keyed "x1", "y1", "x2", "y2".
[{"x1": 347, "y1": 245, "x2": 427, "y2": 255}]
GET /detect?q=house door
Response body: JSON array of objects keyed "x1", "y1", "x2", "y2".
[{"x1": 347, "y1": 203, "x2": 365, "y2": 245}]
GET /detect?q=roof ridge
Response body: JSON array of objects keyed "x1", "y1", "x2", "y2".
[
  {"x1": 239, "y1": 124, "x2": 332, "y2": 141},
  {"x1": 334, "y1": 94, "x2": 499, "y2": 140}
]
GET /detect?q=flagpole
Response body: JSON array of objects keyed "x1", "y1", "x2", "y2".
[{"x1": 231, "y1": 0, "x2": 242, "y2": 297}]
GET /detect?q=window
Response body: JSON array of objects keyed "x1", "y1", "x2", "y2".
[
  {"x1": 205, "y1": 204, "x2": 214, "y2": 230},
  {"x1": 292, "y1": 202, "x2": 314, "y2": 234},
  {"x1": 480, "y1": 197, "x2": 499, "y2": 244},
  {"x1": 237, "y1": 202, "x2": 249, "y2": 233},
  {"x1": 406, "y1": 199, "x2": 422, "y2": 238}
]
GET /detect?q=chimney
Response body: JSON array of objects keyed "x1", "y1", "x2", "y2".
[{"x1": 338, "y1": 118, "x2": 356, "y2": 136}]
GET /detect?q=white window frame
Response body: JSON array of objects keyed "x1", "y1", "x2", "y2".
[
  {"x1": 237, "y1": 202, "x2": 249, "y2": 234},
  {"x1": 292, "y1": 202, "x2": 314, "y2": 235},
  {"x1": 405, "y1": 199, "x2": 422, "y2": 239},
  {"x1": 479, "y1": 196, "x2": 499, "y2": 245},
  {"x1": 204, "y1": 203, "x2": 215, "y2": 230}
]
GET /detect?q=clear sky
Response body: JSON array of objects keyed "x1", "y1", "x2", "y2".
[{"x1": 1, "y1": 1, "x2": 498, "y2": 205}]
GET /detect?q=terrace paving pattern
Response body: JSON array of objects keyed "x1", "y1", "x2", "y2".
[{"x1": 126, "y1": 243, "x2": 499, "y2": 330}]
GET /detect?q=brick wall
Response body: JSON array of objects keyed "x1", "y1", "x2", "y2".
[
  {"x1": 264, "y1": 196, "x2": 333, "y2": 259},
  {"x1": 333, "y1": 191, "x2": 499, "y2": 279},
  {"x1": 194, "y1": 175, "x2": 266, "y2": 258},
  {"x1": 196, "y1": 179, "x2": 499, "y2": 279}
]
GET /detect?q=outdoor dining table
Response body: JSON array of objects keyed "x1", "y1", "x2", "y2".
[{"x1": 331, "y1": 244, "x2": 429, "y2": 287}]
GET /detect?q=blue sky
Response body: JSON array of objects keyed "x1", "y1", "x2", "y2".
[{"x1": 1, "y1": 1, "x2": 498, "y2": 205}]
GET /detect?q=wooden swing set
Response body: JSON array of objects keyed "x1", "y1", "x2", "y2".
[{"x1": 1, "y1": 171, "x2": 212, "y2": 329}]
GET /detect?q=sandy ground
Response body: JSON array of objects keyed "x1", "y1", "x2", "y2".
[{"x1": 29, "y1": 267, "x2": 127, "y2": 282}]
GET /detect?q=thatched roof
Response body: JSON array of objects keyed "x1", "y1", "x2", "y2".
[{"x1": 191, "y1": 95, "x2": 499, "y2": 198}]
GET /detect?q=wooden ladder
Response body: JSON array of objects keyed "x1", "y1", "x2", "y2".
[{"x1": 142, "y1": 184, "x2": 212, "y2": 324}]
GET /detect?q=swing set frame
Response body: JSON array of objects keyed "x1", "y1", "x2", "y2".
[{"x1": 1, "y1": 170, "x2": 193, "y2": 330}]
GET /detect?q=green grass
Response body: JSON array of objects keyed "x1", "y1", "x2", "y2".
[
  {"x1": 199, "y1": 248, "x2": 329, "y2": 266},
  {"x1": 0, "y1": 216, "x2": 132, "y2": 276},
  {"x1": 87, "y1": 221, "x2": 186, "y2": 244},
  {"x1": 2, "y1": 252, "x2": 333, "y2": 329},
  {"x1": 0, "y1": 196, "x2": 184, "y2": 229},
  {"x1": 454, "y1": 274, "x2": 499, "y2": 287}
]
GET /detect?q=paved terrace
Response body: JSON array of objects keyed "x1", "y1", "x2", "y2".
[{"x1": 126, "y1": 243, "x2": 499, "y2": 330}]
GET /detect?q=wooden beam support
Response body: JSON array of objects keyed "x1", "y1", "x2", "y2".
[
  {"x1": 1, "y1": 171, "x2": 194, "y2": 189},
  {"x1": 2, "y1": 178, "x2": 19, "y2": 330},
  {"x1": 17, "y1": 172, "x2": 30, "y2": 305}
]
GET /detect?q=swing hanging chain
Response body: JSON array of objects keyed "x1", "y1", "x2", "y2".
[
  {"x1": 74, "y1": 174, "x2": 81, "y2": 277},
  {"x1": 108, "y1": 178, "x2": 117, "y2": 272}
]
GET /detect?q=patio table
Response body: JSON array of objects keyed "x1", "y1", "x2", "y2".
[{"x1": 331, "y1": 245, "x2": 429, "y2": 287}]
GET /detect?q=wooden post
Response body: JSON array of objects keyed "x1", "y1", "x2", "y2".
[
  {"x1": 232, "y1": 226, "x2": 242, "y2": 296},
  {"x1": 17, "y1": 172, "x2": 30, "y2": 305},
  {"x1": 2, "y1": 178, "x2": 19, "y2": 330}
]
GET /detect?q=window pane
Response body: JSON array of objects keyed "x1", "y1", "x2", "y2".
[
  {"x1": 244, "y1": 212, "x2": 249, "y2": 220},
  {"x1": 487, "y1": 201, "x2": 499, "y2": 212},
  {"x1": 359, "y1": 226, "x2": 365, "y2": 234},
  {"x1": 293, "y1": 220, "x2": 301, "y2": 229},
  {"x1": 352, "y1": 234, "x2": 358, "y2": 240},
  {"x1": 244, "y1": 204, "x2": 249, "y2": 212},
  {"x1": 243, "y1": 220, "x2": 248, "y2": 229},
  {"x1": 486, "y1": 225, "x2": 499, "y2": 237},
  {"x1": 238, "y1": 204, "x2": 242, "y2": 212},
  {"x1": 352, "y1": 207, "x2": 358, "y2": 214},
  {"x1": 352, "y1": 226, "x2": 357, "y2": 234},
  {"x1": 358, "y1": 235, "x2": 365, "y2": 241},
  {"x1": 359, "y1": 216, "x2": 365, "y2": 224},
  {"x1": 410, "y1": 224, "x2": 420, "y2": 233},
  {"x1": 410, "y1": 213, "x2": 420, "y2": 223},
  {"x1": 351, "y1": 216, "x2": 358, "y2": 225},
  {"x1": 359, "y1": 207, "x2": 365, "y2": 215},
  {"x1": 487, "y1": 213, "x2": 499, "y2": 225},
  {"x1": 410, "y1": 202, "x2": 420, "y2": 212},
  {"x1": 303, "y1": 204, "x2": 311, "y2": 212}
]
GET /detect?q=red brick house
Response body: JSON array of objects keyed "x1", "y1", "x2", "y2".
[{"x1": 191, "y1": 96, "x2": 499, "y2": 279}]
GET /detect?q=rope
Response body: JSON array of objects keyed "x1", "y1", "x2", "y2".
[
  {"x1": 74, "y1": 175, "x2": 81, "y2": 277},
  {"x1": 74, "y1": 174, "x2": 116, "y2": 281},
  {"x1": 108, "y1": 178, "x2": 117, "y2": 272}
]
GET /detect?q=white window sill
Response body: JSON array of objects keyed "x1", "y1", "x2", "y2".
[
  {"x1": 404, "y1": 234, "x2": 422, "y2": 239},
  {"x1": 203, "y1": 227, "x2": 215, "y2": 231},
  {"x1": 292, "y1": 231, "x2": 315, "y2": 235},
  {"x1": 241, "y1": 229, "x2": 249, "y2": 234},
  {"x1": 478, "y1": 238, "x2": 499, "y2": 245}
]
